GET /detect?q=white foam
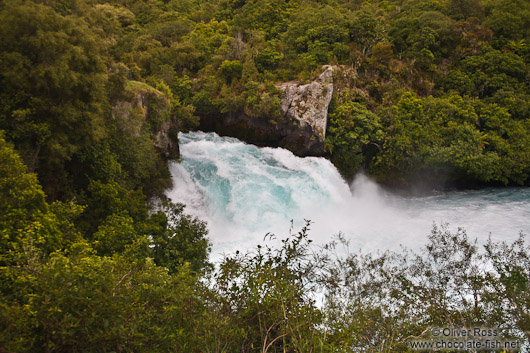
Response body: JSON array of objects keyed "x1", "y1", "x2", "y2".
[{"x1": 167, "y1": 132, "x2": 530, "y2": 257}]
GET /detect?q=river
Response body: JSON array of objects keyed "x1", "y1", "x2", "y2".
[{"x1": 167, "y1": 131, "x2": 530, "y2": 257}]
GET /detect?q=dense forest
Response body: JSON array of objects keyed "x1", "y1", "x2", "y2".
[{"x1": 1, "y1": 0, "x2": 530, "y2": 351}]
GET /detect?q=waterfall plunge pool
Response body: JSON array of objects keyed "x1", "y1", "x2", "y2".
[{"x1": 167, "y1": 131, "x2": 530, "y2": 257}]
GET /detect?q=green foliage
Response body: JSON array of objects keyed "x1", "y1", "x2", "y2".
[
  {"x1": 390, "y1": 8, "x2": 455, "y2": 61},
  {"x1": 242, "y1": 55, "x2": 260, "y2": 82},
  {"x1": 0, "y1": 133, "x2": 67, "y2": 261},
  {"x1": 230, "y1": 0, "x2": 295, "y2": 39},
  {"x1": 372, "y1": 92, "x2": 530, "y2": 186},
  {"x1": 92, "y1": 213, "x2": 144, "y2": 257},
  {"x1": 2, "y1": 0, "x2": 530, "y2": 349},
  {"x1": 184, "y1": 19, "x2": 232, "y2": 67},
  {"x1": 0, "y1": 0, "x2": 109, "y2": 198},
  {"x1": 485, "y1": 234, "x2": 530, "y2": 340},
  {"x1": 0, "y1": 132, "x2": 213, "y2": 351},
  {"x1": 446, "y1": 0, "x2": 484, "y2": 20},
  {"x1": 483, "y1": 0, "x2": 530, "y2": 48},
  {"x1": 78, "y1": 180, "x2": 149, "y2": 237},
  {"x1": 155, "y1": 81, "x2": 199, "y2": 132},
  {"x1": 460, "y1": 48, "x2": 527, "y2": 98},
  {"x1": 219, "y1": 59, "x2": 243, "y2": 82},
  {"x1": 150, "y1": 202, "x2": 211, "y2": 274},
  {"x1": 243, "y1": 81, "x2": 282, "y2": 120},
  {"x1": 283, "y1": 5, "x2": 350, "y2": 68},
  {"x1": 0, "y1": 244, "x2": 206, "y2": 353},
  {"x1": 212, "y1": 221, "x2": 325, "y2": 352},
  {"x1": 255, "y1": 46, "x2": 284, "y2": 73},
  {"x1": 326, "y1": 102, "x2": 384, "y2": 178},
  {"x1": 348, "y1": 7, "x2": 387, "y2": 57}
]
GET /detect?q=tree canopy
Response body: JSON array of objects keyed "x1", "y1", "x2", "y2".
[{"x1": 1, "y1": 0, "x2": 530, "y2": 350}]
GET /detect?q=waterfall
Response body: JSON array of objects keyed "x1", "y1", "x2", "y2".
[{"x1": 167, "y1": 131, "x2": 530, "y2": 256}]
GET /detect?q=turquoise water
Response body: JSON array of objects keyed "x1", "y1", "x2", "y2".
[{"x1": 167, "y1": 131, "x2": 530, "y2": 256}]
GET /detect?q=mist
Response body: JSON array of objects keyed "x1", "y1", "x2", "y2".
[{"x1": 167, "y1": 131, "x2": 530, "y2": 257}]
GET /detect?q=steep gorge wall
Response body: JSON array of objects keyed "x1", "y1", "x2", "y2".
[
  {"x1": 113, "y1": 67, "x2": 336, "y2": 161},
  {"x1": 112, "y1": 82, "x2": 180, "y2": 160},
  {"x1": 200, "y1": 66, "x2": 335, "y2": 156}
]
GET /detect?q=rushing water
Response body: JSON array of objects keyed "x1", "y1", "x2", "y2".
[{"x1": 167, "y1": 131, "x2": 530, "y2": 256}]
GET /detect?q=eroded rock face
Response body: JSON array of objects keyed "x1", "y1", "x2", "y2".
[
  {"x1": 112, "y1": 87, "x2": 180, "y2": 160},
  {"x1": 200, "y1": 66, "x2": 335, "y2": 156},
  {"x1": 276, "y1": 65, "x2": 334, "y2": 141},
  {"x1": 154, "y1": 119, "x2": 180, "y2": 160}
]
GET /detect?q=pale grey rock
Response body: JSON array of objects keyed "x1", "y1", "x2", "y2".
[
  {"x1": 199, "y1": 66, "x2": 336, "y2": 156},
  {"x1": 276, "y1": 65, "x2": 334, "y2": 141}
]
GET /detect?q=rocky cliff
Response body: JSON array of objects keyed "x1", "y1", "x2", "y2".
[
  {"x1": 112, "y1": 81, "x2": 180, "y2": 160},
  {"x1": 276, "y1": 65, "x2": 333, "y2": 142},
  {"x1": 200, "y1": 66, "x2": 335, "y2": 156}
]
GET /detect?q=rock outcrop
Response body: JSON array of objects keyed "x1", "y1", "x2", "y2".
[
  {"x1": 112, "y1": 82, "x2": 180, "y2": 159},
  {"x1": 276, "y1": 65, "x2": 333, "y2": 141},
  {"x1": 153, "y1": 119, "x2": 180, "y2": 160},
  {"x1": 200, "y1": 66, "x2": 335, "y2": 156}
]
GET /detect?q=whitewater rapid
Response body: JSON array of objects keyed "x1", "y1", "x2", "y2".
[{"x1": 167, "y1": 131, "x2": 530, "y2": 256}]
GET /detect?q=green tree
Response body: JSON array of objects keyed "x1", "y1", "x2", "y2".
[
  {"x1": 485, "y1": 234, "x2": 530, "y2": 341},
  {"x1": 231, "y1": 0, "x2": 294, "y2": 39},
  {"x1": 483, "y1": 0, "x2": 530, "y2": 48},
  {"x1": 213, "y1": 222, "x2": 325, "y2": 352},
  {"x1": 373, "y1": 92, "x2": 510, "y2": 187},
  {"x1": 348, "y1": 7, "x2": 387, "y2": 57},
  {"x1": 219, "y1": 59, "x2": 243, "y2": 82},
  {"x1": 77, "y1": 180, "x2": 149, "y2": 238},
  {"x1": 150, "y1": 202, "x2": 211, "y2": 274},
  {"x1": 326, "y1": 102, "x2": 384, "y2": 179},
  {"x1": 0, "y1": 243, "x2": 207, "y2": 353},
  {"x1": 446, "y1": 0, "x2": 484, "y2": 20},
  {"x1": 465, "y1": 49, "x2": 527, "y2": 98},
  {"x1": 255, "y1": 45, "x2": 284, "y2": 73},
  {"x1": 283, "y1": 5, "x2": 349, "y2": 68},
  {"x1": 0, "y1": 1, "x2": 110, "y2": 199},
  {"x1": 0, "y1": 132, "x2": 71, "y2": 263}
]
